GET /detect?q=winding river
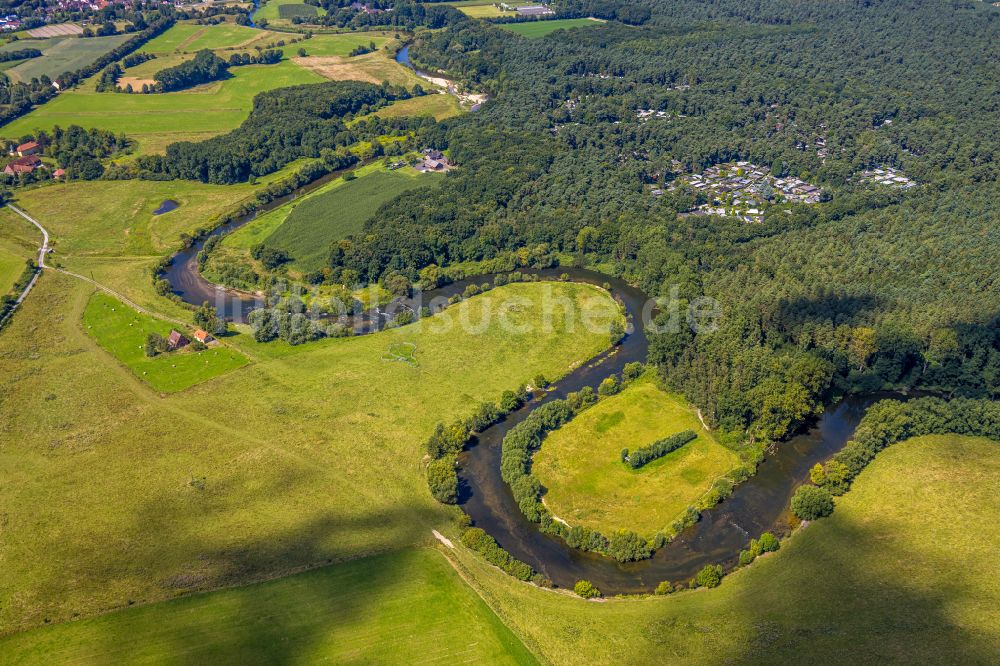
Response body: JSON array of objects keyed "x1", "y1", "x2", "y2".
[
  {"x1": 162, "y1": 211, "x2": 878, "y2": 594},
  {"x1": 158, "y1": 41, "x2": 873, "y2": 591}
]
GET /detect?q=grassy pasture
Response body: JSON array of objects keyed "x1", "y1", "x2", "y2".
[
  {"x1": 83, "y1": 292, "x2": 249, "y2": 393},
  {"x1": 295, "y1": 48, "x2": 425, "y2": 87},
  {"x1": 0, "y1": 207, "x2": 40, "y2": 294},
  {"x1": 0, "y1": 549, "x2": 537, "y2": 664},
  {"x1": 369, "y1": 92, "x2": 464, "y2": 120},
  {"x1": 500, "y1": 18, "x2": 605, "y2": 39},
  {"x1": 454, "y1": 434, "x2": 1000, "y2": 664},
  {"x1": 533, "y1": 376, "x2": 739, "y2": 536},
  {"x1": 256, "y1": 0, "x2": 327, "y2": 24},
  {"x1": 264, "y1": 165, "x2": 442, "y2": 272},
  {"x1": 1, "y1": 60, "x2": 324, "y2": 154},
  {"x1": 0, "y1": 275, "x2": 618, "y2": 634},
  {"x1": 10, "y1": 179, "x2": 260, "y2": 321},
  {"x1": 2, "y1": 33, "x2": 132, "y2": 83},
  {"x1": 289, "y1": 31, "x2": 394, "y2": 57},
  {"x1": 437, "y1": 1, "x2": 520, "y2": 19}
]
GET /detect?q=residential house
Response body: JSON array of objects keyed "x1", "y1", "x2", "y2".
[
  {"x1": 167, "y1": 329, "x2": 190, "y2": 350},
  {"x1": 193, "y1": 329, "x2": 214, "y2": 344},
  {"x1": 16, "y1": 141, "x2": 40, "y2": 156},
  {"x1": 4, "y1": 155, "x2": 43, "y2": 176}
]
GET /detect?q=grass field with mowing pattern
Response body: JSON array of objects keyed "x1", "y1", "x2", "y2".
[{"x1": 264, "y1": 165, "x2": 442, "y2": 272}]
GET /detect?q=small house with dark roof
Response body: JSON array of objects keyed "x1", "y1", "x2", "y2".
[{"x1": 167, "y1": 329, "x2": 190, "y2": 350}]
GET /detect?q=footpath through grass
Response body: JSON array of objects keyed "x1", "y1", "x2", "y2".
[
  {"x1": 0, "y1": 548, "x2": 537, "y2": 665},
  {"x1": 532, "y1": 375, "x2": 739, "y2": 536},
  {"x1": 454, "y1": 434, "x2": 1000, "y2": 664},
  {"x1": 83, "y1": 292, "x2": 248, "y2": 393}
]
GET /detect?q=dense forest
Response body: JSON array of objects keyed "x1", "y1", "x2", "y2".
[{"x1": 316, "y1": 0, "x2": 999, "y2": 439}]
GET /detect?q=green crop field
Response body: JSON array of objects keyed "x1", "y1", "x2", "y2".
[
  {"x1": 1, "y1": 60, "x2": 324, "y2": 155},
  {"x1": 143, "y1": 22, "x2": 265, "y2": 54},
  {"x1": 2, "y1": 33, "x2": 132, "y2": 83},
  {"x1": 0, "y1": 207, "x2": 40, "y2": 295},
  {"x1": 0, "y1": 273, "x2": 617, "y2": 633},
  {"x1": 500, "y1": 18, "x2": 606, "y2": 39},
  {"x1": 264, "y1": 165, "x2": 442, "y2": 272},
  {"x1": 83, "y1": 292, "x2": 249, "y2": 393},
  {"x1": 452, "y1": 434, "x2": 1000, "y2": 664},
  {"x1": 279, "y1": 3, "x2": 319, "y2": 19},
  {"x1": 0, "y1": 548, "x2": 538, "y2": 664},
  {"x1": 533, "y1": 376, "x2": 740, "y2": 536}
]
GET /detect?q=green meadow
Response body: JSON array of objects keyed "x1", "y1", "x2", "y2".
[
  {"x1": 1, "y1": 60, "x2": 325, "y2": 155},
  {"x1": 0, "y1": 272, "x2": 618, "y2": 634},
  {"x1": 0, "y1": 548, "x2": 537, "y2": 664},
  {"x1": 453, "y1": 434, "x2": 1000, "y2": 664},
  {"x1": 370, "y1": 92, "x2": 464, "y2": 120},
  {"x1": 83, "y1": 292, "x2": 249, "y2": 393},
  {"x1": 0, "y1": 207, "x2": 40, "y2": 294},
  {"x1": 500, "y1": 18, "x2": 605, "y2": 39},
  {"x1": 533, "y1": 375, "x2": 740, "y2": 536}
]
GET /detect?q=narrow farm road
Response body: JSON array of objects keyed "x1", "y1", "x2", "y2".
[{"x1": 4, "y1": 204, "x2": 189, "y2": 328}]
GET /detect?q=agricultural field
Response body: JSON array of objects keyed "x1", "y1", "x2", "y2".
[
  {"x1": 295, "y1": 48, "x2": 425, "y2": 87},
  {"x1": 532, "y1": 376, "x2": 740, "y2": 536},
  {"x1": 500, "y1": 18, "x2": 606, "y2": 39},
  {"x1": 0, "y1": 24, "x2": 413, "y2": 155},
  {"x1": 0, "y1": 207, "x2": 40, "y2": 295},
  {"x1": 454, "y1": 434, "x2": 1000, "y2": 663},
  {"x1": 83, "y1": 292, "x2": 249, "y2": 393},
  {"x1": 0, "y1": 33, "x2": 132, "y2": 83},
  {"x1": 264, "y1": 164, "x2": 443, "y2": 272},
  {"x1": 142, "y1": 22, "x2": 266, "y2": 54},
  {"x1": 369, "y1": 92, "x2": 464, "y2": 121},
  {"x1": 0, "y1": 275, "x2": 618, "y2": 633},
  {"x1": 436, "y1": 1, "x2": 519, "y2": 18},
  {"x1": 1, "y1": 60, "x2": 325, "y2": 155},
  {"x1": 11, "y1": 179, "x2": 261, "y2": 319},
  {"x1": 0, "y1": 549, "x2": 536, "y2": 664}
]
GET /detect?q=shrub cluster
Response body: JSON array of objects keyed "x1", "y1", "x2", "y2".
[
  {"x1": 737, "y1": 531, "x2": 779, "y2": 566},
  {"x1": 622, "y1": 430, "x2": 697, "y2": 469},
  {"x1": 460, "y1": 527, "x2": 533, "y2": 581},
  {"x1": 573, "y1": 580, "x2": 601, "y2": 599}
]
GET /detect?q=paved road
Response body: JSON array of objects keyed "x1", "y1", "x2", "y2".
[{"x1": 3, "y1": 204, "x2": 189, "y2": 328}]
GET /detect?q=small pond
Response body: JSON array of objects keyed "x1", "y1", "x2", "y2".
[{"x1": 153, "y1": 200, "x2": 179, "y2": 215}]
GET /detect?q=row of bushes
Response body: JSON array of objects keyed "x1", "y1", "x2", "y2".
[
  {"x1": 622, "y1": 430, "x2": 697, "y2": 469},
  {"x1": 791, "y1": 397, "x2": 1000, "y2": 521},
  {"x1": 460, "y1": 527, "x2": 533, "y2": 581}
]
